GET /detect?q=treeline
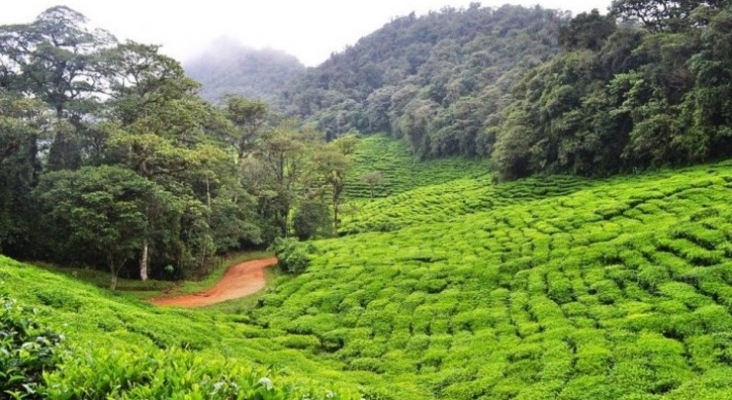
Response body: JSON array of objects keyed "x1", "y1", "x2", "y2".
[
  {"x1": 185, "y1": 38, "x2": 305, "y2": 103},
  {"x1": 278, "y1": 4, "x2": 567, "y2": 158},
  {"x1": 493, "y1": 0, "x2": 732, "y2": 179},
  {"x1": 278, "y1": 0, "x2": 732, "y2": 180},
  {"x1": 0, "y1": 7, "x2": 354, "y2": 288}
]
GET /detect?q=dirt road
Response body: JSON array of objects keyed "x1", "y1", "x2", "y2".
[{"x1": 149, "y1": 257, "x2": 278, "y2": 308}]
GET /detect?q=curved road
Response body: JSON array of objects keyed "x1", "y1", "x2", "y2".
[{"x1": 150, "y1": 257, "x2": 278, "y2": 308}]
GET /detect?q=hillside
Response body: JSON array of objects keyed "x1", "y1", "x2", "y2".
[
  {"x1": 185, "y1": 37, "x2": 305, "y2": 103},
  {"x1": 278, "y1": 4, "x2": 566, "y2": 157},
  {"x1": 276, "y1": 1, "x2": 732, "y2": 183},
  {"x1": 0, "y1": 256, "x2": 361, "y2": 398},
  {"x1": 255, "y1": 157, "x2": 732, "y2": 399},
  {"x1": 7, "y1": 134, "x2": 732, "y2": 398},
  {"x1": 5, "y1": 4, "x2": 732, "y2": 400},
  {"x1": 345, "y1": 134, "x2": 490, "y2": 200}
]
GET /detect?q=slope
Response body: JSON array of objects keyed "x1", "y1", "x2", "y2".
[
  {"x1": 346, "y1": 134, "x2": 490, "y2": 201},
  {"x1": 9, "y1": 136, "x2": 732, "y2": 398},
  {"x1": 279, "y1": 4, "x2": 566, "y2": 158},
  {"x1": 185, "y1": 37, "x2": 305, "y2": 103},
  {"x1": 0, "y1": 257, "x2": 362, "y2": 399},
  {"x1": 252, "y1": 160, "x2": 732, "y2": 399}
]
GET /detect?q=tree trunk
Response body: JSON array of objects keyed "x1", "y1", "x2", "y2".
[
  {"x1": 109, "y1": 262, "x2": 118, "y2": 291},
  {"x1": 332, "y1": 193, "x2": 340, "y2": 232},
  {"x1": 140, "y1": 238, "x2": 149, "y2": 281},
  {"x1": 205, "y1": 176, "x2": 212, "y2": 208},
  {"x1": 369, "y1": 185, "x2": 374, "y2": 201}
]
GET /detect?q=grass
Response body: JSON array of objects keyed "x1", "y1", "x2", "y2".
[{"x1": 9, "y1": 134, "x2": 732, "y2": 398}]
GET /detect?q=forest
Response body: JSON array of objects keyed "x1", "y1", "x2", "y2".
[
  {"x1": 185, "y1": 38, "x2": 305, "y2": 103},
  {"x1": 0, "y1": 6, "x2": 356, "y2": 288},
  {"x1": 278, "y1": 0, "x2": 732, "y2": 180}
]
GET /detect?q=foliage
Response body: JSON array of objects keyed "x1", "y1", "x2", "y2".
[
  {"x1": 492, "y1": 2, "x2": 732, "y2": 180},
  {"x1": 269, "y1": 237, "x2": 313, "y2": 274},
  {"x1": 344, "y1": 134, "x2": 489, "y2": 201},
  {"x1": 36, "y1": 166, "x2": 177, "y2": 289},
  {"x1": 0, "y1": 295, "x2": 63, "y2": 399},
  {"x1": 0, "y1": 256, "x2": 360, "y2": 399},
  {"x1": 9, "y1": 146, "x2": 732, "y2": 398},
  {"x1": 274, "y1": 1, "x2": 732, "y2": 182},
  {"x1": 0, "y1": 7, "x2": 350, "y2": 284},
  {"x1": 253, "y1": 159, "x2": 732, "y2": 399},
  {"x1": 8, "y1": 3, "x2": 732, "y2": 400},
  {"x1": 293, "y1": 199, "x2": 333, "y2": 240},
  {"x1": 279, "y1": 4, "x2": 566, "y2": 158}
]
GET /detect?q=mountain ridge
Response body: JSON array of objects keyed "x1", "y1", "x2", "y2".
[{"x1": 184, "y1": 36, "x2": 306, "y2": 103}]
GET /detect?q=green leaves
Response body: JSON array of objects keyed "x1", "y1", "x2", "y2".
[
  {"x1": 35, "y1": 166, "x2": 180, "y2": 288},
  {"x1": 0, "y1": 296, "x2": 63, "y2": 399},
  {"x1": 269, "y1": 237, "x2": 313, "y2": 275}
]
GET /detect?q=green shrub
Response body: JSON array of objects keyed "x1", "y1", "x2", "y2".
[
  {"x1": 0, "y1": 295, "x2": 63, "y2": 399},
  {"x1": 294, "y1": 200, "x2": 333, "y2": 240},
  {"x1": 269, "y1": 237, "x2": 314, "y2": 274}
]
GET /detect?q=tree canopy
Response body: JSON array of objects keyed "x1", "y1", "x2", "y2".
[{"x1": 0, "y1": 7, "x2": 351, "y2": 287}]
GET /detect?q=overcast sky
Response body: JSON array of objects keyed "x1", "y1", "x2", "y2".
[{"x1": 2, "y1": 0, "x2": 611, "y2": 66}]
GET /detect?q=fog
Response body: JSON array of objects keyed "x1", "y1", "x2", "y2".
[{"x1": 2, "y1": 0, "x2": 611, "y2": 66}]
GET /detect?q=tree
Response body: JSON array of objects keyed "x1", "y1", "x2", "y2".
[
  {"x1": 222, "y1": 94, "x2": 268, "y2": 163},
  {"x1": 559, "y1": 10, "x2": 616, "y2": 51},
  {"x1": 313, "y1": 135, "x2": 357, "y2": 231},
  {"x1": 0, "y1": 6, "x2": 116, "y2": 119},
  {"x1": 36, "y1": 166, "x2": 172, "y2": 289},
  {"x1": 102, "y1": 45, "x2": 241, "y2": 279},
  {"x1": 0, "y1": 7, "x2": 117, "y2": 170},
  {"x1": 255, "y1": 126, "x2": 311, "y2": 236},
  {"x1": 610, "y1": 0, "x2": 724, "y2": 32},
  {"x1": 293, "y1": 199, "x2": 332, "y2": 240},
  {"x1": 362, "y1": 170, "x2": 385, "y2": 200},
  {"x1": 0, "y1": 92, "x2": 46, "y2": 254}
]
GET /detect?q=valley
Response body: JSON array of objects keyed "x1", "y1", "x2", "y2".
[{"x1": 3, "y1": 1, "x2": 732, "y2": 399}]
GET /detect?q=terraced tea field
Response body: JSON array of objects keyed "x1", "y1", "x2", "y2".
[
  {"x1": 345, "y1": 134, "x2": 490, "y2": 200},
  {"x1": 253, "y1": 160, "x2": 732, "y2": 399},
  {"x1": 341, "y1": 173, "x2": 594, "y2": 234},
  {"x1": 0, "y1": 257, "x2": 364, "y2": 399},
  {"x1": 9, "y1": 133, "x2": 732, "y2": 399}
]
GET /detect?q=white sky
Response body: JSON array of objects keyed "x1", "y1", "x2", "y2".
[{"x1": 1, "y1": 0, "x2": 611, "y2": 66}]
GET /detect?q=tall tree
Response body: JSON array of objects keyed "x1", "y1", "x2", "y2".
[
  {"x1": 313, "y1": 135, "x2": 358, "y2": 231},
  {"x1": 0, "y1": 6, "x2": 116, "y2": 170},
  {"x1": 255, "y1": 126, "x2": 311, "y2": 235},
  {"x1": 222, "y1": 94, "x2": 268, "y2": 163},
  {"x1": 610, "y1": 0, "x2": 724, "y2": 32},
  {"x1": 0, "y1": 91, "x2": 46, "y2": 254},
  {"x1": 36, "y1": 166, "x2": 173, "y2": 289},
  {"x1": 0, "y1": 6, "x2": 116, "y2": 118}
]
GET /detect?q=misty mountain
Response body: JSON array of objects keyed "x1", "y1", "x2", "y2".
[{"x1": 185, "y1": 37, "x2": 305, "y2": 103}]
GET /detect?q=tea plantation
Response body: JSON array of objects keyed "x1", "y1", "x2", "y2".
[
  {"x1": 0, "y1": 257, "x2": 363, "y2": 399},
  {"x1": 345, "y1": 134, "x2": 490, "y2": 200},
  {"x1": 7, "y1": 135, "x2": 732, "y2": 398}
]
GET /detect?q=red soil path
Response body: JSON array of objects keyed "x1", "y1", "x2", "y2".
[{"x1": 149, "y1": 257, "x2": 278, "y2": 308}]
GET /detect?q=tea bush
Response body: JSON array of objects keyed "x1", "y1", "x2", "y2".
[{"x1": 0, "y1": 295, "x2": 63, "y2": 399}]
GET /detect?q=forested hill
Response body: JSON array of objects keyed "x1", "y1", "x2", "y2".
[
  {"x1": 277, "y1": 4, "x2": 568, "y2": 157},
  {"x1": 278, "y1": 1, "x2": 732, "y2": 182},
  {"x1": 185, "y1": 37, "x2": 305, "y2": 103},
  {"x1": 492, "y1": 1, "x2": 732, "y2": 180}
]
